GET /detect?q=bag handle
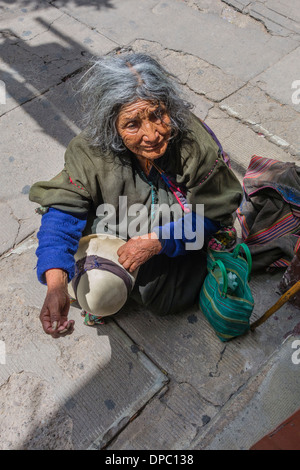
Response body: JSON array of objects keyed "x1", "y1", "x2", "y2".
[
  {"x1": 212, "y1": 260, "x2": 228, "y2": 298},
  {"x1": 233, "y1": 243, "x2": 252, "y2": 281}
]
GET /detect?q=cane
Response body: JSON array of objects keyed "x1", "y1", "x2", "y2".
[{"x1": 250, "y1": 280, "x2": 300, "y2": 331}]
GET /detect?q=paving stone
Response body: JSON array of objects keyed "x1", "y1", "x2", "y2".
[
  {"x1": 264, "y1": 0, "x2": 300, "y2": 24},
  {"x1": 222, "y1": 0, "x2": 300, "y2": 37},
  {"x1": 250, "y1": 46, "x2": 300, "y2": 114},
  {"x1": 0, "y1": 202, "x2": 20, "y2": 256},
  {"x1": 0, "y1": 30, "x2": 61, "y2": 116},
  {"x1": 248, "y1": 1, "x2": 300, "y2": 36},
  {"x1": 190, "y1": 335, "x2": 300, "y2": 449},
  {"x1": 6, "y1": 195, "x2": 39, "y2": 246},
  {"x1": 0, "y1": 1, "x2": 63, "y2": 114},
  {"x1": 51, "y1": 0, "x2": 158, "y2": 45},
  {"x1": 16, "y1": 12, "x2": 116, "y2": 72},
  {"x1": 52, "y1": 0, "x2": 297, "y2": 81},
  {"x1": 184, "y1": 0, "x2": 225, "y2": 14},
  {"x1": 221, "y1": 0, "x2": 251, "y2": 12},
  {"x1": 0, "y1": 371, "x2": 74, "y2": 450},
  {"x1": 0, "y1": 245, "x2": 167, "y2": 450},
  {"x1": 115, "y1": 267, "x2": 300, "y2": 408},
  {"x1": 220, "y1": 3, "x2": 256, "y2": 28},
  {"x1": 108, "y1": 382, "x2": 218, "y2": 450},
  {"x1": 0, "y1": 86, "x2": 73, "y2": 249},
  {"x1": 0, "y1": 3, "x2": 115, "y2": 115},
  {"x1": 130, "y1": 40, "x2": 214, "y2": 118},
  {"x1": 131, "y1": 39, "x2": 245, "y2": 102},
  {"x1": 204, "y1": 107, "x2": 298, "y2": 178},
  {"x1": 0, "y1": 0, "x2": 63, "y2": 36},
  {"x1": 0, "y1": 76, "x2": 82, "y2": 206},
  {"x1": 220, "y1": 84, "x2": 300, "y2": 156},
  {"x1": 108, "y1": 269, "x2": 299, "y2": 449}
]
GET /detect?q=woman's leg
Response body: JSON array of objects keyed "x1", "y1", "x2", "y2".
[{"x1": 131, "y1": 250, "x2": 207, "y2": 315}]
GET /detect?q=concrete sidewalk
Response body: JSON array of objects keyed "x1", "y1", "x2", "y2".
[{"x1": 0, "y1": 0, "x2": 299, "y2": 450}]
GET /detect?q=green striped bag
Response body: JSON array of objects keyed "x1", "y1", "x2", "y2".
[{"x1": 199, "y1": 243, "x2": 254, "y2": 342}]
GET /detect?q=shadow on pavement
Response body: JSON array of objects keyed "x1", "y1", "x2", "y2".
[
  {"x1": 0, "y1": 18, "x2": 101, "y2": 146},
  {"x1": 0, "y1": 0, "x2": 115, "y2": 10}
]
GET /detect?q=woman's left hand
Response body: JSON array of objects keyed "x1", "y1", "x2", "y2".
[{"x1": 117, "y1": 233, "x2": 162, "y2": 273}]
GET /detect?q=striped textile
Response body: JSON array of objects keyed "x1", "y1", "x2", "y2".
[{"x1": 236, "y1": 155, "x2": 300, "y2": 270}]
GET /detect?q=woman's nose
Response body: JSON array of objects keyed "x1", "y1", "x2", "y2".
[{"x1": 142, "y1": 121, "x2": 159, "y2": 142}]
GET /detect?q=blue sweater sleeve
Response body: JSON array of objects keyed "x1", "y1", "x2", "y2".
[
  {"x1": 36, "y1": 208, "x2": 219, "y2": 283},
  {"x1": 153, "y1": 212, "x2": 220, "y2": 257},
  {"x1": 36, "y1": 207, "x2": 87, "y2": 284}
]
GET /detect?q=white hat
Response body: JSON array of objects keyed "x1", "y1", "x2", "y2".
[{"x1": 68, "y1": 234, "x2": 139, "y2": 316}]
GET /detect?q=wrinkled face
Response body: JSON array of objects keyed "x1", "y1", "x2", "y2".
[{"x1": 116, "y1": 99, "x2": 172, "y2": 161}]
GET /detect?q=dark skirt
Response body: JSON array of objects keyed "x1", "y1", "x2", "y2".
[{"x1": 130, "y1": 249, "x2": 207, "y2": 315}]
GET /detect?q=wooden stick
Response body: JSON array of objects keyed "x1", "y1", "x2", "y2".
[{"x1": 250, "y1": 280, "x2": 300, "y2": 331}]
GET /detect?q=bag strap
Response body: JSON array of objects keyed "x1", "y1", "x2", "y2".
[
  {"x1": 233, "y1": 243, "x2": 252, "y2": 281},
  {"x1": 212, "y1": 260, "x2": 228, "y2": 298}
]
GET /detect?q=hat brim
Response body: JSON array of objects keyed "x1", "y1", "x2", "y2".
[{"x1": 68, "y1": 233, "x2": 139, "y2": 316}]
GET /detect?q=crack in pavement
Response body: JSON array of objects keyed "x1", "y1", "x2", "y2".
[{"x1": 221, "y1": 0, "x2": 300, "y2": 38}]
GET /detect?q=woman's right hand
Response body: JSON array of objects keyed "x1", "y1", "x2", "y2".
[{"x1": 40, "y1": 269, "x2": 75, "y2": 338}]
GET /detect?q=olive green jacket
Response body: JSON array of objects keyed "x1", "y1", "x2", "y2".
[{"x1": 29, "y1": 113, "x2": 243, "y2": 236}]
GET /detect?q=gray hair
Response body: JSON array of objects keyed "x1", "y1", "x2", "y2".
[{"x1": 79, "y1": 53, "x2": 193, "y2": 153}]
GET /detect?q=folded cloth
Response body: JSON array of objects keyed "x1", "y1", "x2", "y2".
[{"x1": 236, "y1": 155, "x2": 300, "y2": 271}]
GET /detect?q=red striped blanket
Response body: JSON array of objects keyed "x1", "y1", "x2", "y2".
[{"x1": 236, "y1": 155, "x2": 300, "y2": 271}]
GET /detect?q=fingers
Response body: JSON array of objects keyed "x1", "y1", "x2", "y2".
[
  {"x1": 57, "y1": 320, "x2": 75, "y2": 337},
  {"x1": 118, "y1": 239, "x2": 154, "y2": 273},
  {"x1": 40, "y1": 290, "x2": 73, "y2": 338},
  {"x1": 124, "y1": 259, "x2": 139, "y2": 273},
  {"x1": 39, "y1": 307, "x2": 52, "y2": 335},
  {"x1": 118, "y1": 252, "x2": 139, "y2": 272},
  {"x1": 40, "y1": 308, "x2": 74, "y2": 338},
  {"x1": 40, "y1": 309, "x2": 60, "y2": 338},
  {"x1": 119, "y1": 257, "x2": 133, "y2": 271},
  {"x1": 117, "y1": 244, "x2": 134, "y2": 271},
  {"x1": 117, "y1": 244, "x2": 126, "y2": 263}
]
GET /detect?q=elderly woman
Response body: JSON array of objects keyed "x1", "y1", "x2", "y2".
[{"x1": 29, "y1": 53, "x2": 243, "y2": 338}]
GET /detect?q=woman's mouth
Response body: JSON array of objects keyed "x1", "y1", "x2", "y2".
[{"x1": 143, "y1": 141, "x2": 164, "y2": 151}]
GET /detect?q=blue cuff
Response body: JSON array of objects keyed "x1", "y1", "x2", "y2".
[
  {"x1": 153, "y1": 212, "x2": 220, "y2": 257},
  {"x1": 36, "y1": 207, "x2": 87, "y2": 284}
]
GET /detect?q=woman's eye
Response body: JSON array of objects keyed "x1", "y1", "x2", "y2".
[{"x1": 126, "y1": 121, "x2": 138, "y2": 129}]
